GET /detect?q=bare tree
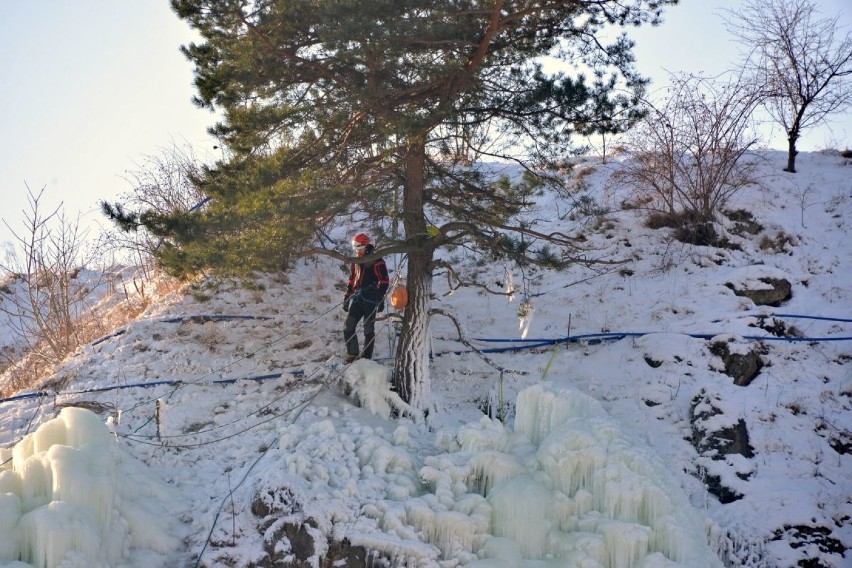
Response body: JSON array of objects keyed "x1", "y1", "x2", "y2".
[
  {"x1": 123, "y1": 142, "x2": 207, "y2": 214},
  {"x1": 727, "y1": 0, "x2": 852, "y2": 173},
  {"x1": 614, "y1": 73, "x2": 763, "y2": 243},
  {"x1": 105, "y1": 142, "x2": 209, "y2": 270},
  {"x1": 0, "y1": 187, "x2": 102, "y2": 392}
]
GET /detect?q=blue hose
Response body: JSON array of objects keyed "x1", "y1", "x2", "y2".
[
  {"x1": 3, "y1": 313, "x2": 846, "y2": 405},
  {"x1": 469, "y1": 313, "x2": 851, "y2": 349},
  {"x1": 0, "y1": 370, "x2": 302, "y2": 406}
]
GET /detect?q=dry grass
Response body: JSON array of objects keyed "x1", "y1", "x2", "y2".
[{"x1": 0, "y1": 271, "x2": 184, "y2": 398}]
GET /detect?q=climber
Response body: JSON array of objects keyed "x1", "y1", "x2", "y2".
[{"x1": 342, "y1": 233, "x2": 389, "y2": 363}]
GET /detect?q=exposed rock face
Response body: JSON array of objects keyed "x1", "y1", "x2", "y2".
[
  {"x1": 726, "y1": 353, "x2": 761, "y2": 386},
  {"x1": 694, "y1": 416, "x2": 754, "y2": 460},
  {"x1": 772, "y1": 524, "x2": 847, "y2": 568},
  {"x1": 690, "y1": 389, "x2": 755, "y2": 503},
  {"x1": 709, "y1": 340, "x2": 764, "y2": 387},
  {"x1": 268, "y1": 519, "x2": 368, "y2": 568},
  {"x1": 249, "y1": 491, "x2": 370, "y2": 568},
  {"x1": 727, "y1": 277, "x2": 792, "y2": 306}
]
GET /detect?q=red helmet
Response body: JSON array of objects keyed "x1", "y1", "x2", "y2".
[{"x1": 351, "y1": 233, "x2": 370, "y2": 250}]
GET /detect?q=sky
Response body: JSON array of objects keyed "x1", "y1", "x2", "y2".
[
  {"x1": 0, "y1": 150, "x2": 849, "y2": 567},
  {"x1": 0, "y1": 2, "x2": 214, "y2": 251},
  {"x1": 1, "y1": 1, "x2": 850, "y2": 250}
]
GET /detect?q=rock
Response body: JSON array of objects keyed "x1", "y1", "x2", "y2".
[
  {"x1": 689, "y1": 389, "x2": 755, "y2": 503},
  {"x1": 709, "y1": 340, "x2": 764, "y2": 386},
  {"x1": 282, "y1": 519, "x2": 318, "y2": 563},
  {"x1": 698, "y1": 470, "x2": 743, "y2": 504},
  {"x1": 250, "y1": 487, "x2": 370, "y2": 568},
  {"x1": 696, "y1": 417, "x2": 754, "y2": 459},
  {"x1": 726, "y1": 352, "x2": 761, "y2": 386},
  {"x1": 725, "y1": 209, "x2": 763, "y2": 237},
  {"x1": 772, "y1": 524, "x2": 847, "y2": 567},
  {"x1": 690, "y1": 390, "x2": 755, "y2": 460},
  {"x1": 727, "y1": 277, "x2": 792, "y2": 306},
  {"x1": 255, "y1": 518, "x2": 370, "y2": 568}
]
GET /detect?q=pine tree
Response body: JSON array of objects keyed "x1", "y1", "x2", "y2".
[{"x1": 107, "y1": 0, "x2": 676, "y2": 411}]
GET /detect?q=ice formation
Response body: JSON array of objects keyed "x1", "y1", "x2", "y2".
[
  {"x1": 517, "y1": 299, "x2": 534, "y2": 340},
  {"x1": 372, "y1": 383, "x2": 722, "y2": 567},
  {"x1": 343, "y1": 359, "x2": 413, "y2": 419},
  {"x1": 0, "y1": 407, "x2": 184, "y2": 568},
  {"x1": 285, "y1": 373, "x2": 724, "y2": 567}
]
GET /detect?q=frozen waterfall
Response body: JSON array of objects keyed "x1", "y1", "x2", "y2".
[{"x1": 363, "y1": 381, "x2": 725, "y2": 567}]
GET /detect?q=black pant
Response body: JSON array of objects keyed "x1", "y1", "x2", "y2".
[{"x1": 343, "y1": 299, "x2": 378, "y2": 359}]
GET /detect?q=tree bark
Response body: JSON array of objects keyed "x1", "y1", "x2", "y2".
[
  {"x1": 393, "y1": 247, "x2": 433, "y2": 411},
  {"x1": 784, "y1": 133, "x2": 798, "y2": 173},
  {"x1": 392, "y1": 139, "x2": 434, "y2": 411}
]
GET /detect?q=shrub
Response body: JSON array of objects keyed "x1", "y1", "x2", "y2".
[
  {"x1": 645, "y1": 212, "x2": 679, "y2": 230},
  {"x1": 614, "y1": 73, "x2": 762, "y2": 221},
  {"x1": 726, "y1": 209, "x2": 763, "y2": 236},
  {"x1": 759, "y1": 231, "x2": 795, "y2": 253}
]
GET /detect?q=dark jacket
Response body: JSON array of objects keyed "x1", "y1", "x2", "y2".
[{"x1": 345, "y1": 245, "x2": 390, "y2": 304}]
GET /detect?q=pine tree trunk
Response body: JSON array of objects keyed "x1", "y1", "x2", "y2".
[
  {"x1": 393, "y1": 249, "x2": 433, "y2": 410},
  {"x1": 392, "y1": 139, "x2": 434, "y2": 411}
]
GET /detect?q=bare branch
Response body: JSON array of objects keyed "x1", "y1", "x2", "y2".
[{"x1": 726, "y1": 0, "x2": 852, "y2": 171}]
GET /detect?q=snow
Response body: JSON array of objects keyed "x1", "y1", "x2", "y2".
[{"x1": 0, "y1": 150, "x2": 850, "y2": 567}]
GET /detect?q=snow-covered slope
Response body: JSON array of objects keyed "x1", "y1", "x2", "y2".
[{"x1": 0, "y1": 150, "x2": 849, "y2": 567}]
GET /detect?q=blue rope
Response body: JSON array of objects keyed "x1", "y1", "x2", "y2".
[
  {"x1": 161, "y1": 314, "x2": 274, "y2": 324},
  {"x1": 0, "y1": 391, "x2": 50, "y2": 403},
  {"x1": 4, "y1": 314, "x2": 846, "y2": 405},
  {"x1": 90, "y1": 315, "x2": 273, "y2": 347},
  {"x1": 772, "y1": 313, "x2": 852, "y2": 323},
  {"x1": 0, "y1": 370, "x2": 303, "y2": 406},
  {"x1": 473, "y1": 332, "x2": 852, "y2": 344},
  {"x1": 467, "y1": 313, "x2": 851, "y2": 351},
  {"x1": 457, "y1": 332, "x2": 851, "y2": 358}
]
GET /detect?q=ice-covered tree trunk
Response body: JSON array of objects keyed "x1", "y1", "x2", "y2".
[{"x1": 392, "y1": 140, "x2": 434, "y2": 412}]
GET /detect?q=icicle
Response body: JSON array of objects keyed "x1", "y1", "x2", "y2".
[
  {"x1": 476, "y1": 537, "x2": 523, "y2": 566},
  {"x1": 488, "y1": 475, "x2": 554, "y2": 559},
  {"x1": 422, "y1": 510, "x2": 478, "y2": 559},
  {"x1": 18, "y1": 500, "x2": 102, "y2": 568},
  {"x1": 600, "y1": 520, "x2": 651, "y2": 568},
  {"x1": 538, "y1": 425, "x2": 607, "y2": 497},
  {"x1": 467, "y1": 451, "x2": 526, "y2": 497},
  {"x1": 301, "y1": 382, "x2": 724, "y2": 568},
  {"x1": 343, "y1": 360, "x2": 413, "y2": 419},
  {"x1": 0, "y1": 492, "x2": 21, "y2": 560},
  {"x1": 60, "y1": 406, "x2": 112, "y2": 449},
  {"x1": 544, "y1": 529, "x2": 606, "y2": 565},
  {"x1": 504, "y1": 268, "x2": 516, "y2": 303},
  {"x1": 17, "y1": 453, "x2": 53, "y2": 512},
  {"x1": 514, "y1": 385, "x2": 607, "y2": 446},
  {"x1": 517, "y1": 299, "x2": 534, "y2": 339},
  {"x1": 453, "y1": 493, "x2": 492, "y2": 533},
  {"x1": 456, "y1": 416, "x2": 510, "y2": 453},
  {"x1": 487, "y1": 385, "x2": 724, "y2": 566},
  {"x1": 0, "y1": 469, "x2": 23, "y2": 498},
  {"x1": 48, "y1": 444, "x2": 116, "y2": 538}
]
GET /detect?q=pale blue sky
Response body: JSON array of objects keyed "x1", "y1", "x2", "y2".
[
  {"x1": 0, "y1": 2, "x2": 213, "y2": 249},
  {"x1": 1, "y1": 1, "x2": 850, "y2": 249}
]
